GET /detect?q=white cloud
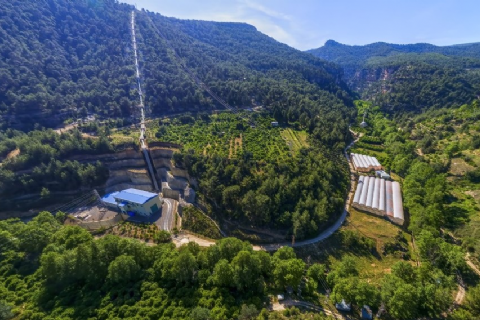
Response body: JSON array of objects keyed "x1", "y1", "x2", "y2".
[
  {"x1": 241, "y1": 0, "x2": 292, "y2": 21},
  {"x1": 176, "y1": 1, "x2": 299, "y2": 48},
  {"x1": 122, "y1": 0, "x2": 301, "y2": 49}
]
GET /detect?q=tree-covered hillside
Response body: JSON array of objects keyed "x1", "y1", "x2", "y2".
[
  {"x1": 0, "y1": 213, "x2": 333, "y2": 320},
  {"x1": 0, "y1": 0, "x2": 136, "y2": 129},
  {"x1": 0, "y1": 0, "x2": 354, "y2": 136},
  {"x1": 307, "y1": 40, "x2": 480, "y2": 112},
  {"x1": 308, "y1": 40, "x2": 480, "y2": 71}
]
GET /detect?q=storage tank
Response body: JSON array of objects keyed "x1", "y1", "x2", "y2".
[{"x1": 353, "y1": 175, "x2": 364, "y2": 204}]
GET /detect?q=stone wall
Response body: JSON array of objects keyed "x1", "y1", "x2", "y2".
[
  {"x1": 150, "y1": 148, "x2": 175, "y2": 160},
  {"x1": 77, "y1": 213, "x2": 127, "y2": 230},
  {"x1": 167, "y1": 171, "x2": 188, "y2": 190},
  {"x1": 163, "y1": 188, "x2": 180, "y2": 200}
]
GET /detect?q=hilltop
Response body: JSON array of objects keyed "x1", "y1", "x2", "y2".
[{"x1": 308, "y1": 40, "x2": 480, "y2": 112}]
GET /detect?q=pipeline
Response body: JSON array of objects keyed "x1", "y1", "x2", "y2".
[{"x1": 131, "y1": 11, "x2": 159, "y2": 191}]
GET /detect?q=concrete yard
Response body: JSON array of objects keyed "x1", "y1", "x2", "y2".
[{"x1": 69, "y1": 205, "x2": 117, "y2": 222}]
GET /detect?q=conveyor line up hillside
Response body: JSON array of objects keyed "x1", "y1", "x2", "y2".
[{"x1": 131, "y1": 11, "x2": 159, "y2": 191}]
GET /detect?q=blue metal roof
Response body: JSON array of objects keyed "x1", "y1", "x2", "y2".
[
  {"x1": 114, "y1": 188, "x2": 158, "y2": 205},
  {"x1": 101, "y1": 191, "x2": 120, "y2": 206}
]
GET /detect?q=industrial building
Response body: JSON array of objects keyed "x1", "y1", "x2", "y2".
[
  {"x1": 350, "y1": 153, "x2": 382, "y2": 172},
  {"x1": 102, "y1": 188, "x2": 163, "y2": 217},
  {"x1": 352, "y1": 176, "x2": 404, "y2": 225}
]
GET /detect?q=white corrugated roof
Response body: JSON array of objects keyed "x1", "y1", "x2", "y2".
[
  {"x1": 379, "y1": 178, "x2": 386, "y2": 212},
  {"x1": 359, "y1": 176, "x2": 370, "y2": 205},
  {"x1": 372, "y1": 178, "x2": 380, "y2": 209},
  {"x1": 353, "y1": 176, "x2": 364, "y2": 203},
  {"x1": 392, "y1": 181, "x2": 404, "y2": 220},
  {"x1": 366, "y1": 176, "x2": 375, "y2": 207}
]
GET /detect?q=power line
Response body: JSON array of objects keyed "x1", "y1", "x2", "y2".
[{"x1": 142, "y1": 11, "x2": 255, "y2": 127}]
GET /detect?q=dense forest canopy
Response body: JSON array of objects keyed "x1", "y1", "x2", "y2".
[
  {"x1": 0, "y1": 0, "x2": 137, "y2": 129},
  {"x1": 308, "y1": 40, "x2": 480, "y2": 70},
  {"x1": 0, "y1": 129, "x2": 112, "y2": 210},
  {"x1": 0, "y1": 0, "x2": 354, "y2": 136},
  {"x1": 177, "y1": 144, "x2": 348, "y2": 240},
  {"x1": 0, "y1": 213, "x2": 335, "y2": 320},
  {"x1": 307, "y1": 40, "x2": 480, "y2": 113}
]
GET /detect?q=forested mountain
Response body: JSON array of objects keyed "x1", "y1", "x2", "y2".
[
  {"x1": 0, "y1": 0, "x2": 136, "y2": 128},
  {"x1": 308, "y1": 40, "x2": 480, "y2": 71},
  {"x1": 0, "y1": 0, "x2": 354, "y2": 135},
  {"x1": 308, "y1": 40, "x2": 480, "y2": 112}
]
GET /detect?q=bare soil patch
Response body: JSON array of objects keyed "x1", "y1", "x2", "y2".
[
  {"x1": 6, "y1": 148, "x2": 20, "y2": 159},
  {"x1": 449, "y1": 157, "x2": 475, "y2": 176},
  {"x1": 234, "y1": 134, "x2": 243, "y2": 154}
]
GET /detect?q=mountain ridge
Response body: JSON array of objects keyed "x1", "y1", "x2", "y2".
[{"x1": 308, "y1": 39, "x2": 480, "y2": 112}]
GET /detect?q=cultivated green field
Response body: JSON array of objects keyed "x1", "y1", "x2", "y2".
[{"x1": 137, "y1": 113, "x2": 310, "y2": 162}]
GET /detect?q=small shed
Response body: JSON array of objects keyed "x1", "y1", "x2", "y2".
[
  {"x1": 271, "y1": 121, "x2": 279, "y2": 127},
  {"x1": 335, "y1": 299, "x2": 351, "y2": 312},
  {"x1": 362, "y1": 305, "x2": 373, "y2": 319},
  {"x1": 360, "y1": 121, "x2": 368, "y2": 128},
  {"x1": 376, "y1": 170, "x2": 391, "y2": 180},
  {"x1": 277, "y1": 294, "x2": 284, "y2": 301}
]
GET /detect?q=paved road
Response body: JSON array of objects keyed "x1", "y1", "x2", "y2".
[
  {"x1": 156, "y1": 198, "x2": 175, "y2": 231},
  {"x1": 178, "y1": 130, "x2": 363, "y2": 251}
]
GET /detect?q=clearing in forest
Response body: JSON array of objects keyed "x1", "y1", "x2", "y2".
[
  {"x1": 296, "y1": 207, "x2": 416, "y2": 285},
  {"x1": 281, "y1": 128, "x2": 308, "y2": 153},
  {"x1": 234, "y1": 134, "x2": 243, "y2": 154},
  {"x1": 203, "y1": 143, "x2": 211, "y2": 156},
  {"x1": 449, "y1": 157, "x2": 475, "y2": 176},
  {"x1": 345, "y1": 208, "x2": 416, "y2": 284},
  {"x1": 6, "y1": 148, "x2": 20, "y2": 159},
  {"x1": 228, "y1": 134, "x2": 243, "y2": 159},
  {"x1": 228, "y1": 139, "x2": 234, "y2": 159}
]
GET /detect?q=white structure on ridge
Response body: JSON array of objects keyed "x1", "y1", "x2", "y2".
[{"x1": 352, "y1": 176, "x2": 404, "y2": 225}]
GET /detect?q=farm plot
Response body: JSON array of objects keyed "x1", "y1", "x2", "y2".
[
  {"x1": 147, "y1": 114, "x2": 305, "y2": 162},
  {"x1": 280, "y1": 128, "x2": 308, "y2": 154}
]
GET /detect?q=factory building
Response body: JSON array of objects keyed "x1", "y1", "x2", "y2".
[
  {"x1": 350, "y1": 153, "x2": 382, "y2": 172},
  {"x1": 102, "y1": 188, "x2": 163, "y2": 217},
  {"x1": 352, "y1": 176, "x2": 404, "y2": 225}
]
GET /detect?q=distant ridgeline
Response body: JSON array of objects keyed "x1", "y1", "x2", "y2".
[
  {"x1": 0, "y1": 0, "x2": 354, "y2": 138},
  {"x1": 308, "y1": 40, "x2": 480, "y2": 112}
]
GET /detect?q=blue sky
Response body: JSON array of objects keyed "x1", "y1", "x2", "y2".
[{"x1": 122, "y1": 0, "x2": 480, "y2": 50}]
